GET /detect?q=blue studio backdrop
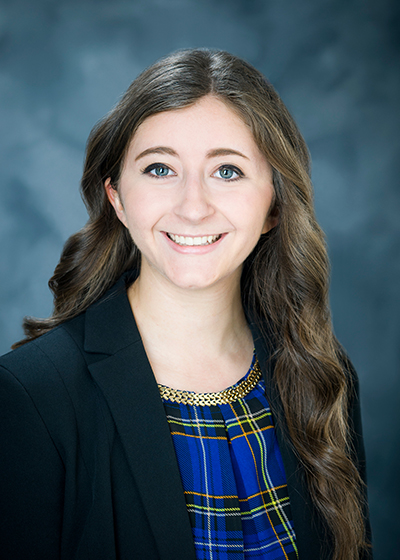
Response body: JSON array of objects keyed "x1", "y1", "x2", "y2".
[{"x1": 0, "y1": 0, "x2": 399, "y2": 558}]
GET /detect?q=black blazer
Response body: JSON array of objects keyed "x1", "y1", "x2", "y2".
[{"x1": 0, "y1": 273, "x2": 371, "y2": 559}]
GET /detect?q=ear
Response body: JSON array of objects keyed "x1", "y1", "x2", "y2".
[
  {"x1": 104, "y1": 178, "x2": 128, "y2": 228},
  {"x1": 262, "y1": 203, "x2": 279, "y2": 234}
]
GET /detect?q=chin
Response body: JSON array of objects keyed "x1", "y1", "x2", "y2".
[{"x1": 163, "y1": 267, "x2": 235, "y2": 292}]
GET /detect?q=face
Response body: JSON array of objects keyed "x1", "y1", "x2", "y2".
[{"x1": 105, "y1": 95, "x2": 278, "y2": 292}]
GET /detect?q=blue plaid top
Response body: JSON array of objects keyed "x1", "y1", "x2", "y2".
[{"x1": 160, "y1": 354, "x2": 298, "y2": 560}]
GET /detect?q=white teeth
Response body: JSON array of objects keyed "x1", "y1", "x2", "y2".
[{"x1": 167, "y1": 233, "x2": 221, "y2": 246}]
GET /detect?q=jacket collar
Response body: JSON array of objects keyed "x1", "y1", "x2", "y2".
[{"x1": 84, "y1": 270, "x2": 140, "y2": 355}]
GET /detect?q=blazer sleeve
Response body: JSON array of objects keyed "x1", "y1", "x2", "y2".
[
  {"x1": 345, "y1": 356, "x2": 373, "y2": 559},
  {"x1": 0, "y1": 363, "x2": 65, "y2": 560}
]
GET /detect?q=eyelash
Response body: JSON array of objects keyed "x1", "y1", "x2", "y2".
[
  {"x1": 214, "y1": 165, "x2": 244, "y2": 182},
  {"x1": 142, "y1": 163, "x2": 174, "y2": 178},
  {"x1": 141, "y1": 163, "x2": 244, "y2": 181}
]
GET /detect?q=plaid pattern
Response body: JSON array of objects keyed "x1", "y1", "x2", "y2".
[{"x1": 161, "y1": 356, "x2": 298, "y2": 560}]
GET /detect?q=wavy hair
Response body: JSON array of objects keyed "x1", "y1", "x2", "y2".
[{"x1": 15, "y1": 49, "x2": 367, "y2": 559}]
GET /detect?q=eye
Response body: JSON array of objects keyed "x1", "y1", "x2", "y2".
[
  {"x1": 214, "y1": 165, "x2": 243, "y2": 181},
  {"x1": 143, "y1": 163, "x2": 174, "y2": 178}
]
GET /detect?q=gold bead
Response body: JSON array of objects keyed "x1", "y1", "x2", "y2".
[{"x1": 158, "y1": 360, "x2": 261, "y2": 406}]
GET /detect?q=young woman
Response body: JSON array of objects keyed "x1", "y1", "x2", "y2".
[{"x1": 0, "y1": 49, "x2": 371, "y2": 560}]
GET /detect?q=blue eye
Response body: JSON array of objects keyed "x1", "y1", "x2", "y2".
[
  {"x1": 143, "y1": 163, "x2": 172, "y2": 177},
  {"x1": 216, "y1": 166, "x2": 243, "y2": 181}
]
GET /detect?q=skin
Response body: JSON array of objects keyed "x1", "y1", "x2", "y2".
[{"x1": 105, "y1": 95, "x2": 278, "y2": 392}]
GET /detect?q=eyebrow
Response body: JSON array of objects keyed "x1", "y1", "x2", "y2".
[
  {"x1": 206, "y1": 148, "x2": 249, "y2": 160},
  {"x1": 134, "y1": 146, "x2": 249, "y2": 161},
  {"x1": 135, "y1": 146, "x2": 178, "y2": 161}
]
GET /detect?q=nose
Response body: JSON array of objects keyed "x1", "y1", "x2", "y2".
[{"x1": 174, "y1": 174, "x2": 215, "y2": 223}]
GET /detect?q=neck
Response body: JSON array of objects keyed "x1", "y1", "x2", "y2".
[{"x1": 127, "y1": 264, "x2": 254, "y2": 391}]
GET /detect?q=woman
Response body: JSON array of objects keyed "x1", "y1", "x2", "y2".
[{"x1": 0, "y1": 49, "x2": 371, "y2": 559}]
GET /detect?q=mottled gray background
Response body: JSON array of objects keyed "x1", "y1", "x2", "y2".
[{"x1": 0, "y1": 0, "x2": 399, "y2": 556}]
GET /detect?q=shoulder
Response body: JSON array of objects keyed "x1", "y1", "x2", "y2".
[
  {"x1": 0, "y1": 313, "x2": 86, "y2": 388},
  {"x1": 336, "y1": 345, "x2": 362, "y2": 418},
  {"x1": 1, "y1": 268, "x2": 138, "y2": 377},
  {"x1": 0, "y1": 311, "x2": 105, "y2": 464},
  {"x1": 0, "y1": 313, "x2": 94, "y2": 449}
]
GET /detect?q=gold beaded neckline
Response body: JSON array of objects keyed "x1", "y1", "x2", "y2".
[{"x1": 158, "y1": 359, "x2": 261, "y2": 407}]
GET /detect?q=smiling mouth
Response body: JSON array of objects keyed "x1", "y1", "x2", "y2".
[{"x1": 166, "y1": 233, "x2": 222, "y2": 246}]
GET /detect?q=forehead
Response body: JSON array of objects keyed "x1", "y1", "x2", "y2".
[{"x1": 127, "y1": 95, "x2": 260, "y2": 157}]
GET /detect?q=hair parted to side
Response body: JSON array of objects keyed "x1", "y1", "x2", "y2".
[{"x1": 15, "y1": 48, "x2": 368, "y2": 559}]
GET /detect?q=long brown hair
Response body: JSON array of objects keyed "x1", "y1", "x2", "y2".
[{"x1": 15, "y1": 49, "x2": 368, "y2": 559}]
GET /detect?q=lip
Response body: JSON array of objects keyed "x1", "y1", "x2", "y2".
[{"x1": 162, "y1": 231, "x2": 227, "y2": 254}]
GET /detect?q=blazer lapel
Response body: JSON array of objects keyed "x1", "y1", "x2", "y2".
[
  {"x1": 84, "y1": 275, "x2": 196, "y2": 560},
  {"x1": 251, "y1": 323, "x2": 329, "y2": 560}
]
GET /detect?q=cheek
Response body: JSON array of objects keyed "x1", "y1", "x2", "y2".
[
  {"x1": 236, "y1": 191, "x2": 274, "y2": 231},
  {"x1": 121, "y1": 190, "x2": 166, "y2": 235}
]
